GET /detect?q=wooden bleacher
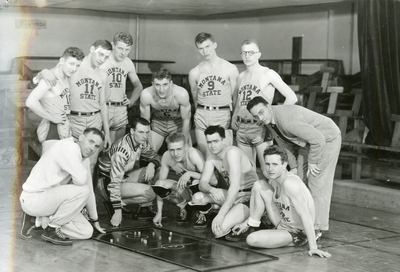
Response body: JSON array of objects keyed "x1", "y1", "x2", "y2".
[{"x1": 299, "y1": 71, "x2": 400, "y2": 183}]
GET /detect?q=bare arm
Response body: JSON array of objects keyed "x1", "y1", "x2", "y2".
[
  {"x1": 267, "y1": 70, "x2": 298, "y2": 105},
  {"x1": 263, "y1": 180, "x2": 282, "y2": 226},
  {"x1": 36, "y1": 68, "x2": 58, "y2": 87},
  {"x1": 186, "y1": 149, "x2": 205, "y2": 180},
  {"x1": 198, "y1": 159, "x2": 216, "y2": 193},
  {"x1": 139, "y1": 89, "x2": 152, "y2": 121},
  {"x1": 177, "y1": 149, "x2": 204, "y2": 190},
  {"x1": 231, "y1": 75, "x2": 242, "y2": 130},
  {"x1": 217, "y1": 148, "x2": 241, "y2": 217},
  {"x1": 99, "y1": 70, "x2": 111, "y2": 150},
  {"x1": 286, "y1": 179, "x2": 331, "y2": 258},
  {"x1": 211, "y1": 148, "x2": 241, "y2": 235},
  {"x1": 188, "y1": 68, "x2": 199, "y2": 108},
  {"x1": 228, "y1": 65, "x2": 240, "y2": 107},
  {"x1": 26, "y1": 81, "x2": 66, "y2": 124},
  {"x1": 153, "y1": 154, "x2": 171, "y2": 226},
  {"x1": 158, "y1": 153, "x2": 171, "y2": 180},
  {"x1": 127, "y1": 67, "x2": 143, "y2": 107},
  {"x1": 178, "y1": 88, "x2": 192, "y2": 145}
]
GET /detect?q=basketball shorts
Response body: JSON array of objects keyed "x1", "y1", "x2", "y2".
[
  {"x1": 37, "y1": 118, "x2": 71, "y2": 143},
  {"x1": 108, "y1": 105, "x2": 128, "y2": 131},
  {"x1": 70, "y1": 112, "x2": 102, "y2": 140},
  {"x1": 151, "y1": 118, "x2": 182, "y2": 138},
  {"x1": 194, "y1": 108, "x2": 230, "y2": 131},
  {"x1": 236, "y1": 122, "x2": 273, "y2": 147},
  {"x1": 211, "y1": 170, "x2": 252, "y2": 206},
  {"x1": 277, "y1": 221, "x2": 308, "y2": 247}
]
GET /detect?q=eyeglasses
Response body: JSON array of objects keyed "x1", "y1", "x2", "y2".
[{"x1": 240, "y1": 51, "x2": 259, "y2": 57}]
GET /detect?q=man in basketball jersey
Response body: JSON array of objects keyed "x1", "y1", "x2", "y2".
[
  {"x1": 38, "y1": 40, "x2": 113, "y2": 173},
  {"x1": 26, "y1": 47, "x2": 85, "y2": 154},
  {"x1": 232, "y1": 38, "x2": 297, "y2": 178},
  {"x1": 189, "y1": 32, "x2": 239, "y2": 156},
  {"x1": 101, "y1": 32, "x2": 143, "y2": 142},
  {"x1": 151, "y1": 132, "x2": 213, "y2": 227},
  {"x1": 189, "y1": 126, "x2": 259, "y2": 238},
  {"x1": 140, "y1": 68, "x2": 191, "y2": 152},
  {"x1": 228, "y1": 145, "x2": 331, "y2": 258}
]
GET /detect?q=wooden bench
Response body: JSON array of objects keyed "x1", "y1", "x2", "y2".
[
  {"x1": 326, "y1": 88, "x2": 364, "y2": 142},
  {"x1": 304, "y1": 67, "x2": 344, "y2": 114},
  {"x1": 339, "y1": 114, "x2": 400, "y2": 182}
]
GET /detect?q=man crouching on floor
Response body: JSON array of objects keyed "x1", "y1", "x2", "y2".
[
  {"x1": 20, "y1": 128, "x2": 105, "y2": 245},
  {"x1": 97, "y1": 117, "x2": 160, "y2": 226},
  {"x1": 189, "y1": 125, "x2": 259, "y2": 238}
]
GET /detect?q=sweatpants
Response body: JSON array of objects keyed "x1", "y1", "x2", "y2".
[{"x1": 20, "y1": 184, "x2": 93, "y2": 239}]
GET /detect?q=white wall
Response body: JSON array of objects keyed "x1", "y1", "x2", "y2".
[
  {"x1": 0, "y1": 7, "x2": 135, "y2": 72},
  {"x1": 0, "y1": 3, "x2": 359, "y2": 75},
  {"x1": 136, "y1": 15, "x2": 260, "y2": 74}
]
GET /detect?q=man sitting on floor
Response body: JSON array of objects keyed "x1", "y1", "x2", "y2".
[
  {"x1": 229, "y1": 145, "x2": 331, "y2": 258},
  {"x1": 20, "y1": 128, "x2": 105, "y2": 246},
  {"x1": 189, "y1": 125, "x2": 259, "y2": 238},
  {"x1": 151, "y1": 132, "x2": 216, "y2": 227}
]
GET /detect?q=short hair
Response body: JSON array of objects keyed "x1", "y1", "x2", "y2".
[
  {"x1": 241, "y1": 38, "x2": 260, "y2": 51},
  {"x1": 130, "y1": 117, "x2": 150, "y2": 130},
  {"x1": 204, "y1": 125, "x2": 225, "y2": 138},
  {"x1": 195, "y1": 32, "x2": 215, "y2": 45},
  {"x1": 92, "y1": 39, "x2": 112, "y2": 51},
  {"x1": 113, "y1": 32, "x2": 133, "y2": 46},
  {"x1": 62, "y1": 47, "x2": 85, "y2": 61},
  {"x1": 263, "y1": 145, "x2": 288, "y2": 163},
  {"x1": 83, "y1": 127, "x2": 104, "y2": 141},
  {"x1": 246, "y1": 96, "x2": 269, "y2": 112},
  {"x1": 166, "y1": 132, "x2": 186, "y2": 146},
  {"x1": 152, "y1": 68, "x2": 172, "y2": 82}
]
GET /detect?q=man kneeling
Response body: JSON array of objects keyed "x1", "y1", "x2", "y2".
[
  {"x1": 230, "y1": 145, "x2": 331, "y2": 258},
  {"x1": 19, "y1": 128, "x2": 105, "y2": 245}
]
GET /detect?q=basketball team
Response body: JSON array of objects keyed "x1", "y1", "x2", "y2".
[{"x1": 19, "y1": 32, "x2": 341, "y2": 258}]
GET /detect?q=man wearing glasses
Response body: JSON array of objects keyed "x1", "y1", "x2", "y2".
[
  {"x1": 189, "y1": 32, "x2": 239, "y2": 156},
  {"x1": 231, "y1": 38, "x2": 297, "y2": 178}
]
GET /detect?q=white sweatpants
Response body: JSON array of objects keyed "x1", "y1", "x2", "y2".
[{"x1": 20, "y1": 184, "x2": 93, "y2": 239}]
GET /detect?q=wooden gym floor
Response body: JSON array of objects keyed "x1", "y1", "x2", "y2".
[{"x1": 1, "y1": 165, "x2": 400, "y2": 272}]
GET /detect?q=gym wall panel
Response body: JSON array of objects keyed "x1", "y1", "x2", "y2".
[
  {"x1": 0, "y1": 3, "x2": 358, "y2": 75},
  {"x1": 0, "y1": 7, "x2": 133, "y2": 72},
  {"x1": 135, "y1": 15, "x2": 259, "y2": 74}
]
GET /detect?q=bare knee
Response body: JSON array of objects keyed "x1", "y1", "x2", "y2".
[
  {"x1": 155, "y1": 179, "x2": 167, "y2": 186},
  {"x1": 246, "y1": 232, "x2": 259, "y2": 247},
  {"x1": 252, "y1": 180, "x2": 263, "y2": 193},
  {"x1": 155, "y1": 179, "x2": 175, "y2": 189},
  {"x1": 191, "y1": 192, "x2": 208, "y2": 205},
  {"x1": 144, "y1": 187, "x2": 156, "y2": 202}
]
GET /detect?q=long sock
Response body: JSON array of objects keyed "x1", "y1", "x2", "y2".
[
  {"x1": 248, "y1": 217, "x2": 261, "y2": 227},
  {"x1": 176, "y1": 200, "x2": 187, "y2": 210},
  {"x1": 196, "y1": 203, "x2": 212, "y2": 213}
]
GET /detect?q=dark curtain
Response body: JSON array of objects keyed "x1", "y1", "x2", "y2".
[{"x1": 358, "y1": 0, "x2": 400, "y2": 146}]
